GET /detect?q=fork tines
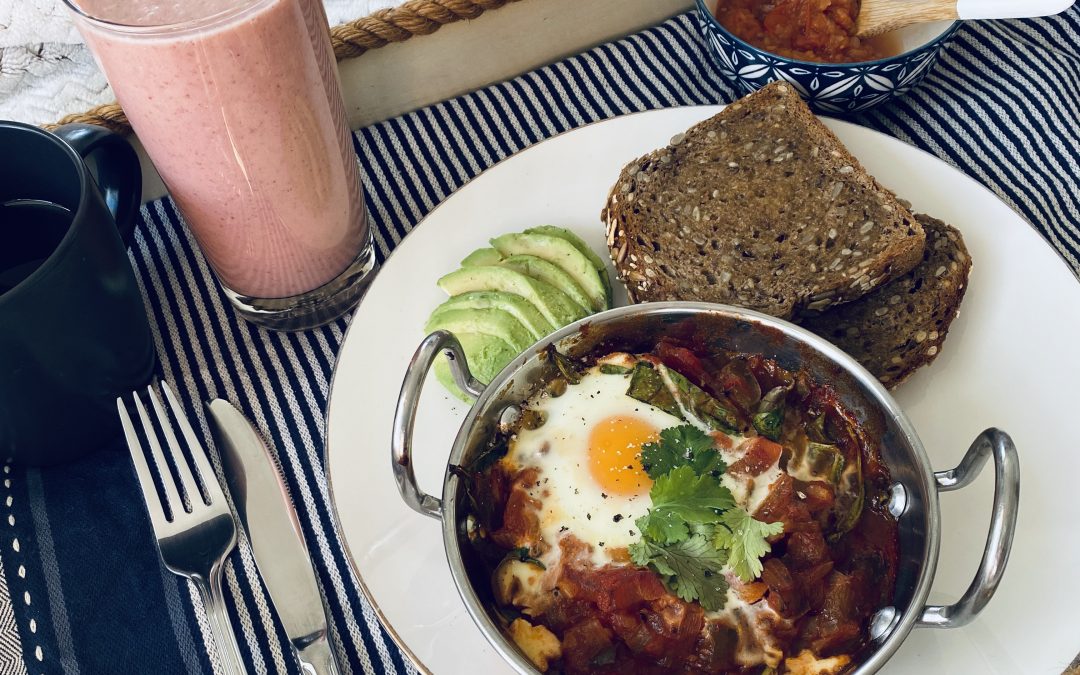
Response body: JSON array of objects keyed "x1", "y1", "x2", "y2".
[{"x1": 118, "y1": 382, "x2": 224, "y2": 526}]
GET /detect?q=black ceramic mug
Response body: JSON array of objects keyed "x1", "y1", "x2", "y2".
[{"x1": 0, "y1": 122, "x2": 155, "y2": 465}]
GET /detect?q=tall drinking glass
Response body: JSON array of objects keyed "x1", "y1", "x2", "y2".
[{"x1": 64, "y1": 0, "x2": 376, "y2": 331}]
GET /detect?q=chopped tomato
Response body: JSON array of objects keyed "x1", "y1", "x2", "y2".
[
  {"x1": 801, "y1": 480, "x2": 836, "y2": 512},
  {"x1": 609, "y1": 570, "x2": 667, "y2": 612},
  {"x1": 786, "y1": 530, "x2": 831, "y2": 569},
  {"x1": 562, "y1": 619, "x2": 614, "y2": 672},
  {"x1": 754, "y1": 474, "x2": 813, "y2": 531},
  {"x1": 491, "y1": 468, "x2": 541, "y2": 549},
  {"x1": 729, "y1": 436, "x2": 783, "y2": 476},
  {"x1": 712, "y1": 359, "x2": 762, "y2": 412},
  {"x1": 711, "y1": 431, "x2": 734, "y2": 449},
  {"x1": 762, "y1": 557, "x2": 804, "y2": 619},
  {"x1": 797, "y1": 572, "x2": 863, "y2": 656},
  {"x1": 656, "y1": 341, "x2": 707, "y2": 385},
  {"x1": 736, "y1": 581, "x2": 769, "y2": 604}
]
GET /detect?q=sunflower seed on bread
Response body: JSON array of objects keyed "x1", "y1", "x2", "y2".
[
  {"x1": 800, "y1": 214, "x2": 971, "y2": 388},
  {"x1": 601, "y1": 81, "x2": 925, "y2": 319}
]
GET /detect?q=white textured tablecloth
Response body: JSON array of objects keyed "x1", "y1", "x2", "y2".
[{"x1": 0, "y1": 0, "x2": 403, "y2": 126}]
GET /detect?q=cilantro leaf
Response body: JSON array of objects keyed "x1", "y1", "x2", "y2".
[
  {"x1": 688, "y1": 522, "x2": 717, "y2": 539},
  {"x1": 628, "y1": 539, "x2": 654, "y2": 568},
  {"x1": 640, "y1": 425, "x2": 727, "y2": 479},
  {"x1": 635, "y1": 509, "x2": 690, "y2": 544},
  {"x1": 639, "y1": 437, "x2": 679, "y2": 479},
  {"x1": 630, "y1": 535, "x2": 730, "y2": 611},
  {"x1": 714, "y1": 509, "x2": 784, "y2": 582},
  {"x1": 635, "y1": 466, "x2": 735, "y2": 544}
]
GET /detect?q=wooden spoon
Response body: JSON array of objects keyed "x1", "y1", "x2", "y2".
[{"x1": 856, "y1": 0, "x2": 1076, "y2": 38}]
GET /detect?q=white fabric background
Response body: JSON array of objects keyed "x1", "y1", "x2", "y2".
[{"x1": 0, "y1": 0, "x2": 404, "y2": 126}]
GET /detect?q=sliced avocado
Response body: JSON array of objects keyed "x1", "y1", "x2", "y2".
[
  {"x1": 461, "y1": 247, "x2": 503, "y2": 267},
  {"x1": 438, "y1": 266, "x2": 587, "y2": 327},
  {"x1": 433, "y1": 332, "x2": 517, "y2": 402},
  {"x1": 431, "y1": 291, "x2": 554, "y2": 340},
  {"x1": 425, "y1": 308, "x2": 533, "y2": 352},
  {"x1": 491, "y1": 233, "x2": 608, "y2": 312},
  {"x1": 525, "y1": 226, "x2": 607, "y2": 273},
  {"x1": 526, "y1": 225, "x2": 613, "y2": 307},
  {"x1": 498, "y1": 255, "x2": 591, "y2": 315}
]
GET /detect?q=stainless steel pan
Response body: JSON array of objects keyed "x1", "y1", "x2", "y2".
[{"x1": 392, "y1": 302, "x2": 1019, "y2": 674}]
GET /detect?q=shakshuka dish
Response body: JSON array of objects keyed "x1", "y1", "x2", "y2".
[{"x1": 455, "y1": 337, "x2": 899, "y2": 674}]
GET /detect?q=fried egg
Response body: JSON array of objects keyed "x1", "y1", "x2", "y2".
[{"x1": 505, "y1": 356, "x2": 683, "y2": 566}]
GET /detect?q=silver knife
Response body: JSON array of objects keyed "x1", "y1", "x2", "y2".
[{"x1": 207, "y1": 399, "x2": 342, "y2": 675}]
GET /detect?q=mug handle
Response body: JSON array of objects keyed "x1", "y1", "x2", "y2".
[
  {"x1": 51, "y1": 123, "x2": 142, "y2": 246},
  {"x1": 392, "y1": 331, "x2": 485, "y2": 520}
]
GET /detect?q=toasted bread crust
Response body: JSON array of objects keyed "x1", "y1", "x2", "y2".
[
  {"x1": 602, "y1": 81, "x2": 924, "y2": 320},
  {"x1": 800, "y1": 215, "x2": 972, "y2": 388}
]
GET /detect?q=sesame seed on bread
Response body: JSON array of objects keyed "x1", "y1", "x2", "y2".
[
  {"x1": 799, "y1": 214, "x2": 971, "y2": 388},
  {"x1": 601, "y1": 81, "x2": 925, "y2": 320}
]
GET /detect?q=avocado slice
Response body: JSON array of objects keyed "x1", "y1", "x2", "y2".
[
  {"x1": 425, "y1": 308, "x2": 533, "y2": 352},
  {"x1": 525, "y1": 226, "x2": 607, "y2": 273},
  {"x1": 498, "y1": 255, "x2": 591, "y2": 315},
  {"x1": 438, "y1": 266, "x2": 587, "y2": 327},
  {"x1": 430, "y1": 291, "x2": 554, "y2": 340},
  {"x1": 491, "y1": 233, "x2": 608, "y2": 312},
  {"x1": 433, "y1": 332, "x2": 517, "y2": 402},
  {"x1": 461, "y1": 247, "x2": 503, "y2": 267},
  {"x1": 525, "y1": 225, "x2": 613, "y2": 306}
]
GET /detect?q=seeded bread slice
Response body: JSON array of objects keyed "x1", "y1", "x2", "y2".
[
  {"x1": 601, "y1": 81, "x2": 925, "y2": 319},
  {"x1": 800, "y1": 215, "x2": 971, "y2": 388}
]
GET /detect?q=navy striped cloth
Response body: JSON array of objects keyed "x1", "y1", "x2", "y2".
[{"x1": 2, "y1": 8, "x2": 1078, "y2": 675}]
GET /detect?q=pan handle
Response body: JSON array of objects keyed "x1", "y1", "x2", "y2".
[
  {"x1": 392, "y1": 331, "x2": 485, "y2": 520},
  {"x1": 918, "y1": 428, "x2": 1020, "y2": 629}
]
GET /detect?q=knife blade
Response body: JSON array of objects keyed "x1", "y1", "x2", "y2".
[{"x1": 207, "y1": 399, "x2": 341, "y2": 675}]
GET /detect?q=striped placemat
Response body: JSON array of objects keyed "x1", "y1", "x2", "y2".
[{"x1": 0, "y1": 8, "x2": 1077, "y2": 675}]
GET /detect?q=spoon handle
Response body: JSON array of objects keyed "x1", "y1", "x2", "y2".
[
  {"x1": 957, "y1": 0, "x2": 1074, "y2": 19},
  {"x1": 857, "y1": 0, "x2": 1073, "y2": 37},
  {"x1": 856, "y1": 0, "x2": 958, "y2": 38}
]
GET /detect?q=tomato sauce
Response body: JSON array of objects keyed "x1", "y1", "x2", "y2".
[{"x1": 713, "y1": 0, "x2": 896, "y2": 63}]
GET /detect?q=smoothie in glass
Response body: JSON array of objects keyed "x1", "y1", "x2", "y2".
[{"x1": 69, "y1": 0, "x2": 371, "y2": 322}]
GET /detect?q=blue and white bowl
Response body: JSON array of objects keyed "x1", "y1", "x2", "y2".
[{"x1": 694, "y1": 0, "x2": 960, "y2": 114}]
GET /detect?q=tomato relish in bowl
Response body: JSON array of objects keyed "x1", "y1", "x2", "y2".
[
  {"x1": 457, "y1": 340, "x2": 899, "y2": 674},
  {"x1": 713, "y1": 0, "x2": 895, "y2": 63}
]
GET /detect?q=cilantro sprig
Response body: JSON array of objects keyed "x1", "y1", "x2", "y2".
[
  {"x1": 640, "y1": 425, "x2": 726, "y2": 479},
  {"x1": 636, "y1": 466, "x2": 734, "y2": 543},
  {"x1": 629, "y1": 535, "x2": 729, "y2": 609},
  {"x1": 629, "y1": 424, "x2": 783, "y2": 611},
  {"x1": 714, "y1": 508, "x2": 784, "y2": 582}
]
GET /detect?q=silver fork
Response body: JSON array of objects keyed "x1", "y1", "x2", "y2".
[{"x1": 118, "y1": 382, "x2": 249, "y2": 675}]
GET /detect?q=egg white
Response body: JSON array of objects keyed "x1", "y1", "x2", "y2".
[{"x1": 506, "y1": 363, "x2": 683, "y2": 566}]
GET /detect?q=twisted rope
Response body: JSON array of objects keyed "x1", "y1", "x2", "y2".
[
  {"x1": 332, "y1": 0, "x2": 516, "y2": 58},
  {"x1": 43, "y1": 0, "x2": 521, "y2": 132}
]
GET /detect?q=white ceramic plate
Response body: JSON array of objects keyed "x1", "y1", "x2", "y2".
[{"x1": 325, "y1": 107, "x2": 1080, "y2": 674}]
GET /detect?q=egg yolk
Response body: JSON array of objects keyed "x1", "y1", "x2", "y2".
[{"x1": 587, "y1": 415, "x2": 657, "y2": 496}]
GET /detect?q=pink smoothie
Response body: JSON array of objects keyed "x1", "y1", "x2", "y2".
[{"x1": 73, "y1": 0, "x2": 367, "y2": 299}]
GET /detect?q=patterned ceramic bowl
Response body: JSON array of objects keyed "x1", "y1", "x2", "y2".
[{"x1": 694, "y1": 0, "x2": 960, "y2": 114}]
